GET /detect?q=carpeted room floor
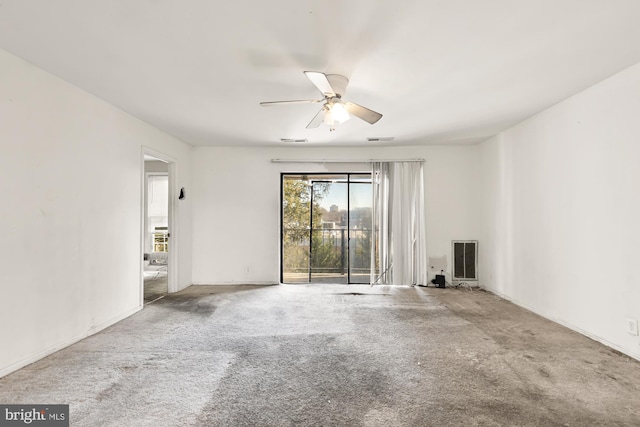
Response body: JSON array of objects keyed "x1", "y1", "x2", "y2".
[
  {"x1": 143, "y1": 263, "x2": 168, "y2": 302},
  {"x1": 1, "y1": 284, "x2": 640, "y2": 426}
]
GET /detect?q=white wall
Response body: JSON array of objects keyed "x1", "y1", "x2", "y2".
[
  {"x1": 145, "y1": 160, "x2": 169, "y2": 173},
  {"x1": 0, "y1": 50, "x2": 192, "y2": 377},
  {"x1": 479, "y1": 62, "x2": 640, "y2": 360},
  {"x1": 191, "y1": 145, "x2": 480, "y2": 285}
]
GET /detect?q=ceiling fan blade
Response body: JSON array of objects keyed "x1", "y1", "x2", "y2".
[
  {"x1": 344, "y1": 102, "x2": 383, "y2": 124},
  {"x1": 260, "y1": 99, "x2": 322, "y2": 106},
  {"x1": 304, "y1": 71, "x2": 336, "y2": 97},
  {"x1": 326, "y1": 74, "x2": 349, "y2": 97},
  {"x1": 306, "y1": 107, "x2": 326, "y2": 128}
]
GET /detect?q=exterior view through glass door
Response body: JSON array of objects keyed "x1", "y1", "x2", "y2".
[{"x1": 281, "y1": 173, "x2": 372, "y2": 284}]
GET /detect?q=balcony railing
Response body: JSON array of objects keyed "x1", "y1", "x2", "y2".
[{"x1": 282, "y1": 228, "x2": 372, "y2": 281}]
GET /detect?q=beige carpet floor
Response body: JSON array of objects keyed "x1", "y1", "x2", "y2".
[{"x1": 1, "y1": 284, "x2": 639, "y2": 426}]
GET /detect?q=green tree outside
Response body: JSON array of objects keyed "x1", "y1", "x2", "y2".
[{"x1": 282, "y1": 178, "x2": 341, "y2": 276}]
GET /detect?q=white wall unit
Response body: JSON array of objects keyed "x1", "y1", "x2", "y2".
[
  {"x1": 190, "y1": 145, "x2": 481, "y2": 285},
  {"x1": 452, "y1": 240, "x2": 478, "y2": 285},
  {"x1": 479, "y1": 61, "x2": 640, "y2": 361},
  {"x1": 0, "y1": 49, "x2": 193, "y2": 377}
]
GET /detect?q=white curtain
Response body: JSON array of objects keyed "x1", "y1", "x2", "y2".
[{"x1": 370, "y1": 162, "x2": 427, "y2": 286}]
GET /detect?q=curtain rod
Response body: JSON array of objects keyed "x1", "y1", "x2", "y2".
[{"x1": 270, "y1": 159, "x2": 425, "y2": 163}]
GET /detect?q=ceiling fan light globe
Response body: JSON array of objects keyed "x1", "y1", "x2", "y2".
[
  {"x1": 323, "y1": 112, "x2": 336, "y2": 126},
  {"x1": 331, "y1": 102, "x2": 350, "y2": 123}
]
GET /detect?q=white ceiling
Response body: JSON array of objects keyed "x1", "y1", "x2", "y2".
[{"x1": 2, "y1": 1, "x2": 640, "y2": 147}]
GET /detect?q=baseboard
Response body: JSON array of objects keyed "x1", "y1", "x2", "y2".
[
  {"x1": 86, "y1": 305, "x2": 143, "y2": 335},
  {"x1": 191, "y1": 281, "x2": 278, "y2": 286},
  {"x1": 481, "y1": 286, "x2": 640, "y2": 363},
  {"x1": 0, "y1": 304, "x2": 143, "y2": 378}
]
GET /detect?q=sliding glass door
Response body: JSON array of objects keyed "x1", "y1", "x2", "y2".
[
  {"x1": 348, "y1": 175, "x2": 372, "y2": 283},
  {"x1": 309, "y1": 179, "x2": 348, "y2": 283},
  {"x1": 281, "y1": 173, "x2": 372, "y2": 284}
]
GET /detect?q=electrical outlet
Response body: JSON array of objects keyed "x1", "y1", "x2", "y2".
[{"x1": 626, "y1": 318, "x2": 638, "y2": 336}]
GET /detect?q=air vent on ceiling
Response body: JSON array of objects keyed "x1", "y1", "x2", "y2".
[
  {"x1": 367, "y1": 137, "x2": 394, "y2": 142},
  {"x1": 280, "y1": 138, "x2": 308, "y2": 143}
]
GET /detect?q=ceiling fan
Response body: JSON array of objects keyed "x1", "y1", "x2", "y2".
[{"x1": 260, "y1": 71, "x2": 382, "y2": 131}]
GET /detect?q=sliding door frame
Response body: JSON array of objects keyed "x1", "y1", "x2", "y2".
[{"x1": 280, "y1": 172, "x2": 372, "y2": 284}]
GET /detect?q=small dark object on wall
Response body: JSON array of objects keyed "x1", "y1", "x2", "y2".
[{"x1": 179, "y1": 187, "x2": 186, "y2": 200}]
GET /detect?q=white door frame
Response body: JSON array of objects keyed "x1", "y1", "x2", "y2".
[{"x1": 141, "y1": 147, "x2": 179, "y2": 304}]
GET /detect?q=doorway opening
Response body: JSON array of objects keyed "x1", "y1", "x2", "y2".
[
  {"x1": 142, "y1": 151, "x2": 175, "y2": 303},
  {"x1": 144, "y1": 169, "x2": 168, "y2": 301},
  {"x1": 281, "y1": 173, "x2": 372, "y2": 284}
]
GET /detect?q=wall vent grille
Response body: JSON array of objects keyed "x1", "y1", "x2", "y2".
[{"x1": 452, "y1": 240, "x2": 478, "y2": 284}]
